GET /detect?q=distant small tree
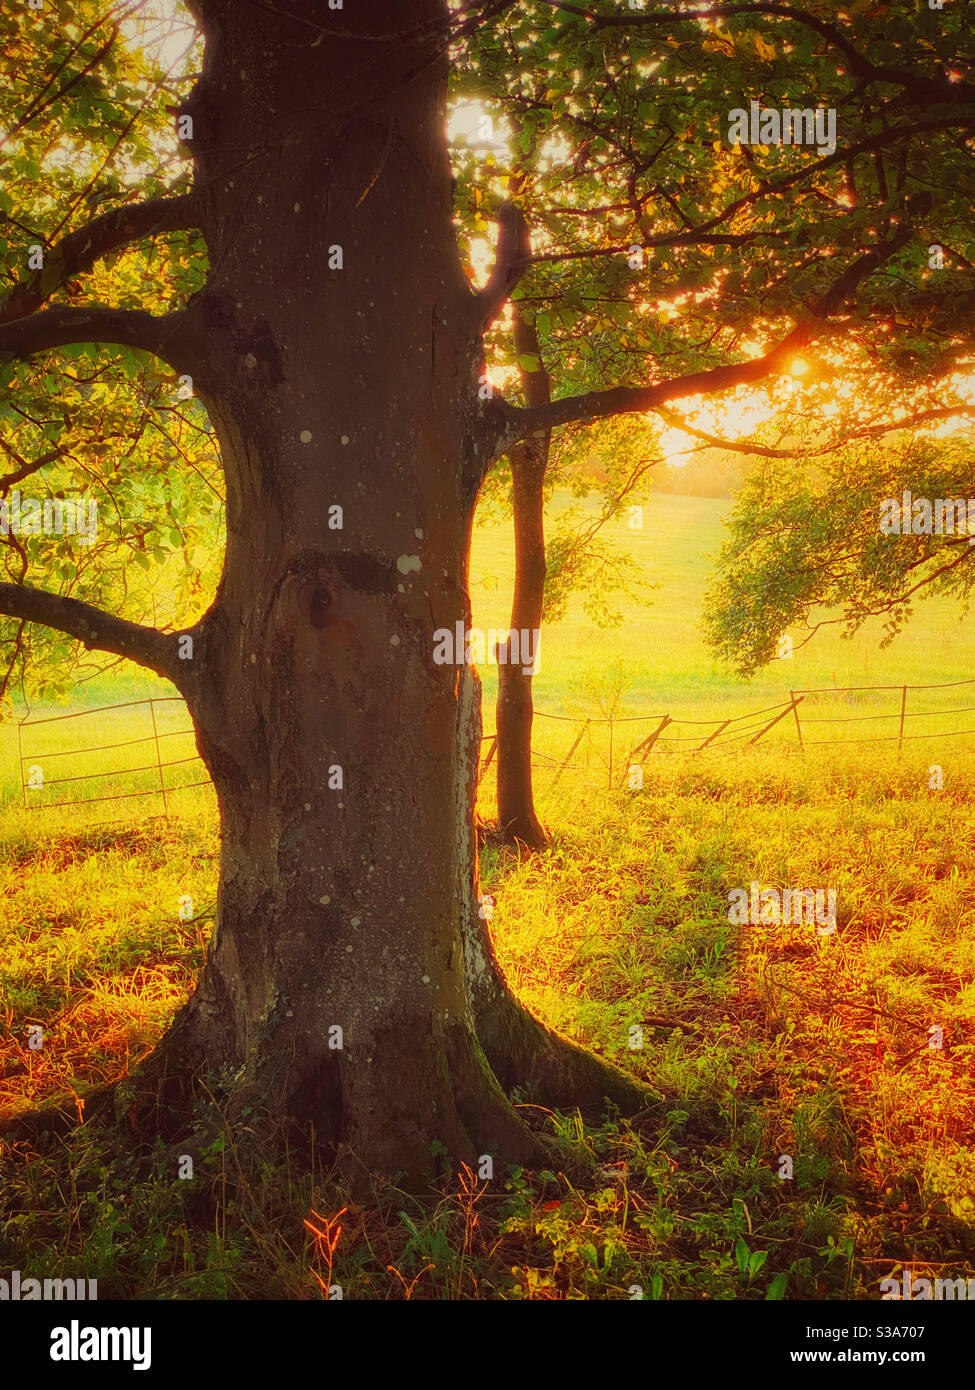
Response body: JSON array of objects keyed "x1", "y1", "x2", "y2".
[
  {"x1": 457, "y1": 0, "x2": 975, "y2": 845},
  {"x1": 704, "y1": 423, "x2": 975, "y2": 673}
]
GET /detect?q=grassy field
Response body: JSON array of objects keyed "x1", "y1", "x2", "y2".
[
  {"x1": 472, "y1": 491, "x2": 975, "y2": 707},
  {"x1": 6, "y1": 492, "x2": 975, "y2": 815},
  {"x1": 0, "y1": 491, "x2": 973, "y2": 1299}
]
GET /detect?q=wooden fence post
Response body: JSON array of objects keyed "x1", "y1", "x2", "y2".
[
  {"x1": 749, "y1": 696, "x2": 805, "y2": 746},
  {"x1": 17, "y1": 720, "x2": 26, "y2": 811},
  {"x1": 549, "y1": 719, "x2": 591, "y2": 791},
  {"x1": 899, "y1": 685, "x2": 907, "y2": 752},
  {"x1": 149, "y1": 699, "x2": 169, "y2": 818},
  {"x1": 790, "y1": 689, "x2": 804, "y2": 752},
  {"x1": 697, "y1": 719, "x2": 730, "y2": 751},
  {"x1": 621, "y1": 715, "x2": 672, "y2": 782},
  {"x1": 479, "y1": 734, "x2": 498, "y2": 778}
]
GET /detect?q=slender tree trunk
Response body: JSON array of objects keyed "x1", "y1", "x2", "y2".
[
  {"x1": 495, "y1": 303, "x2": 549, "y2": 849},
  {"x1": 111, "y1": 0, "x2": 649, "y2": 1186},
  {"x1": 463, "y1": 662, "x2": 649, "y2": 1114}
]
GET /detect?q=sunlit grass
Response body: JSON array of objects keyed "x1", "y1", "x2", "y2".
[
  {"x1": 1, "y1": 741, "x2": 972, "y2": 1297},
  {"x1": 1, "y1": 490, "x2": 973, "y2": 1297}
]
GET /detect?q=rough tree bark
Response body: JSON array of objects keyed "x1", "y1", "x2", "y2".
[
  {"x1": 113, "y1": 0, "x2": 648, "y2": 1185},
  {"x1": 0, "y1": 0, "x2": 910, "y2": 1186}
]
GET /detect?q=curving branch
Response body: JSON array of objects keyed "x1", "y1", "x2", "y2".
[
  {"x1": 656, "y1": 403, "x2": 975, "y2": 460},
  {"x1": 0, "y1": 438, "x2": 68, "y2": 492},
  {"x1": 0, "y1": 20, "x2": 120, "y2": 154},
  {"x1": 476, "y1": 201, "x2": 532, "y2": 328},
  {"x1": 527, "y1": 229, "x2": 789, "y2": 266},
  {"x1": 0, "y1": 304, "x2": 191, "y2": 370},
  {"x1": 499, "y1": 228, "x2": 913, "y2": 447},
  {"x1": 0, "y1": 194, "x2": 201, "y2": 326},
  {"x1": 0, "y1": 582, "x2": 182, "y2": 679}
]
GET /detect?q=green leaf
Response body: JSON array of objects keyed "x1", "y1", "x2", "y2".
[
  {"x1": 766, "y1": 1272, "x2": 788, "y2": 1301},
  {"x1": 518, "y1": 353, "x2": 541, "y2": 373}
]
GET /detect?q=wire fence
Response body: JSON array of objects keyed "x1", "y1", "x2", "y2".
[
  {"x1": 17, "y1": 696, "x2": 210, "y2": 821},
  {"x1": 477, "y1": 676, "x2": 975, "y2": 793},
  {"x1": 15, "y1": 677, "x2": 975, "y2": 819}
]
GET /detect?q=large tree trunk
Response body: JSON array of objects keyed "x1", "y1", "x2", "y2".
[
  {"x1": 495, "y1": 303, "x2": 549, "y2": 849},
  {"x1": 123, "y1": 0, "x2": 647, "y2": 1186}
]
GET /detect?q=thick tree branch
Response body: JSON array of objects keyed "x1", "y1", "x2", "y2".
[
  {"x1": 500, "y1": 229, "x2": 912, "y2": 445},
  {"x1": 0, "y1": 194, "x2": 201, "y2": 326},
  {"x1": 0, "y1": 582, "x2": 181, "y2": 679},
  {"x1": 0, "y1": 304, "x2": 190, "y2": 369},
  {"x1": 476, "y1": 202, "x2": 531, "y2": 327},
  {"x1": 0, "y1": 438, "x2": 68, "y2": 492},
  {"x1": 527, "y1": 229, "x2": 788, "y2": 267}
]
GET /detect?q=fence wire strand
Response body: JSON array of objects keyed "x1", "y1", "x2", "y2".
[{"x1": 19, "y1": 679, "x2": 975, "y2": 819}]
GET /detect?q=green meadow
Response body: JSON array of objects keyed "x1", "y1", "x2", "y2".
[
  {"x1": 472, "y1": 492, "x2": 975, "y2": 817},
  {"x1": 4, "y1": 490, "x2": 975, "y2": 815},
  {"x1": 1, "y1": 490, "x2": 973, "y2": 1299},
  {"x1": 473, "y1": 490, "x2": 975, "y2": 703}
]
